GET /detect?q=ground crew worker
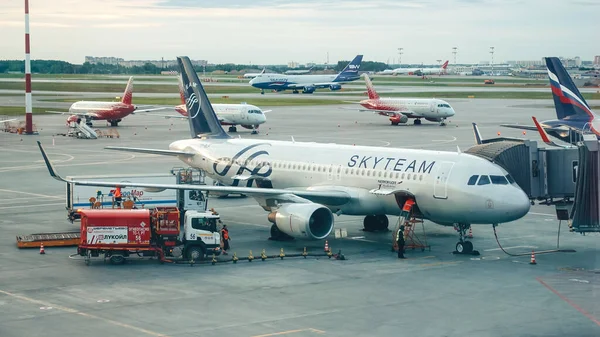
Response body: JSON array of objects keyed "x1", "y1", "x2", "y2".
[
  {"x1": 113, "y1": 186, "x2": 122, "y2": 209},
  {"x1": 220, "y1": 223, "x2": 230, "y2": 255},
  {"x1": 397, "y1": 225, "x2": 406, "y2": 259}
]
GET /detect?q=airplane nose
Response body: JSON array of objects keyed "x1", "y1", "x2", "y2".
[{"x1": 501, "y1": 189, "x2": 531, "y2": 222}]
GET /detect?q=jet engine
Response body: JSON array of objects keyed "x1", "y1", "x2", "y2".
[
  {"x1": 303, "y1": 86, "x2": 316, "y2": 94},
  {"x1": 390, "y1": 114, "x2": 408, "y2": 124},
  {"x1": 329, "y1": 84, "x2": 342, "y2": 91},
  {"x1": 268, "y1": 203, "x2": 334, "y2": 240}
]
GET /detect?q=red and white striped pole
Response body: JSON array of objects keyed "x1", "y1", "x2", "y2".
[{"x1": 24, "y1": 0, "x2": 33, "y2": 134}]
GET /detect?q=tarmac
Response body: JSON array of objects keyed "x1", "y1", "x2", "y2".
[{"x1": 1, "y1": 96, "x2": 600, "y2": 337}]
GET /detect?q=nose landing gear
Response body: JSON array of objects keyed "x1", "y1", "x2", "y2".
[{"x1": 453, "y1": 223, "x2": 479, "y2": 255}]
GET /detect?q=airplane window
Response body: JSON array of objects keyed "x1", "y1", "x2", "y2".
[
  {"x1": 490, "y1": 175, "x2": 509, "y2": 185},
  {"x1": 345, "y1": 168, "x2": 348, "y2": 174},
  {"x1": 395, "y1": 172, "x2": 399, "y2": 179},
  {"x1": 361, "y1": 170, "x2": 365, "y2": 176},
  {"x1": 413, "y1": 174, "x2": 417, "y2": 180},
  {"x1": 506, "y1": 174, "x2": 516, "y2": 184},
  {"x1": 302, "y1": 164, "x2": 306, "y2": 170},
  {"x1": 337, "y1": 167, "x2": 341, "y2": 173},
  {"x1": 467, "y1": 175, "x2": 479, "y2": 185},
  {"x1": 384, "y1": 172, "x2": 388, "y2": 178},
  {"x1": 401, "y1": 173, "x2": 405, "y2": 179},
  {"x1": 477, "y1": 175, "x2": 491, "y2": 185},
  {"x1": 329, "y1": 167, "x2": 332, "y2": 172},
  {"x1": 367, "y1": 171, "x2": 371, "y2": 176},
  {"x1": 419, "y1": 175, "x2": 423, "y2": 181},
  {"x1": 407, "y1": 173, "x2": 411, "y2": 180},
  {"x1": 378, "y1": 171, "x2": 382, "y2": 177},
  {"x1": 350, "y1": 168, "x2": 354, "y2": 175}
]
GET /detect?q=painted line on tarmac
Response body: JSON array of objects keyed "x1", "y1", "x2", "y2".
[
  {"x1": 528, "y1": 212, "x2": 554, "y2": 217},
  {"x1": 484, "y1": 245, "x2": 537, "y2": 252},
  {"x1": 252, "y1": 328, "x2": 325, "y2": 337},
  {"x1": 0, "y1": 289, "x2": 171, "y2": 337},
  {"x1": 0, "y1": 202, "x2": 64, "y2": 210},
  {"x1": 0, "y1": 189, "x2": 64, "y2": 199},
  {"x1": 536, "y1": 277, "x2": 600, "y2": 327}
]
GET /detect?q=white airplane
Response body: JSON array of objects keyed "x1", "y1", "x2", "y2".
[
  {"x1": 345, "y1": 74, "x2": 455, "y2": 126},
  {"x1": 37, "y1": 56, "x2": 531, "y2": 255},
  {"x1": 249, "y1": 55, "x2": 363, "y2": 94},
  {"x1": 151, "y1": 76, "x2": 268, "y2": 134},
  {"x1": 390, "y1": 61, "x2": 449, "y2": 76},
  {"x1": 243, "y1": 68, "x2": 266, "y2": 79}
]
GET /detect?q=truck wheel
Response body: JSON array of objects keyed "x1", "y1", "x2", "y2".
[
  {"x1": 109, "y1": 255, "x2": 125, "y2": 265},
  {"x1": 186, "y1": 246, "x2": 206, "y2": 262}
]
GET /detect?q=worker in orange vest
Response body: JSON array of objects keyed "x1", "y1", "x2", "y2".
[
  {"x1": 114, "y1": 186, "x2": 122, "y2": 209},
  {"x1": 220, "y1": 224, "x2": 230, "y2": 255}
]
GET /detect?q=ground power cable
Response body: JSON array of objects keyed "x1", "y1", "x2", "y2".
[{"x1": 492, "y1": 225, "x2": 575, "y2": 257}]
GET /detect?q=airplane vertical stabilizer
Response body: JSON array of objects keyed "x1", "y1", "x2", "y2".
[
  {"x1": 121, "y1": 76, "x2": 133, "y2": 105},
  {"x1": 177, "y1": 56, "x2": 230, "y2": 139},
  {"x1": 363, "y1": 74, "x2": 380, "y2": 100},
  {"x1": 334, "y1": 55, "x2": 363, "y2": 82},
  {"x1": 545, "y1": 57, "x2": 595, "y2": 121}
]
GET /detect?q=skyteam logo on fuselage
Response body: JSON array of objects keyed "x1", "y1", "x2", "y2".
[
  {"x1": 213, "y1": 143, "x2": 272, "y2": 187},
  {"x1": 348, "y1": 155, "x2": 435, "y2": 173}
]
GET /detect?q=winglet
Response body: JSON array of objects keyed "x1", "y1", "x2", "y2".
[
  {"x1": 37, "y1": 141, "x2": 67, "y2": 182},
  {"x1": 472, "y1": 122, "x2": 483, "y2": 145}
]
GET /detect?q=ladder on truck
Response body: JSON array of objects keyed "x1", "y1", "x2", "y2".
[
  {"x1": 16, "y1": 232, "x2": 80, "y2": 248},
  {"x1": 68, "y1": 121, "x2": 98, "y2": 139}
]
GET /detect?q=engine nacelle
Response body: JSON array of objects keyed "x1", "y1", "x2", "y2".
[
  {"x1": 329, "y1": 84, "x2": 342, "y2": 91},
  {"x1": 303, "y1": 86, "x2": 316, "y2": 94},
  {"x1": 268, "y1": 203, "x2": 334, "y2": 240},
  {"x1": 390, "y1": 114, "x2": 408, "y2": 124}
]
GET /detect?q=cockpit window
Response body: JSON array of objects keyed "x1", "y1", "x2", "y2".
[
  {"x1": 506, "y1": 174, "x2": 515, "y2": 184},
  {"x1": 490, "y1": 175, "x2": 509, "y2": 185},
  {"x1": 467, "y1": 175, "x2": 479, "y2": 185},
  {"x1": 477, "y1": 175, "x2": 490, "y2": 185},
  {"x1": 437, "y1": 104, "x2": 451, "y2": 108},
  {"x1": 248, "y1": 110, "x2": 263, "y2": 114}
]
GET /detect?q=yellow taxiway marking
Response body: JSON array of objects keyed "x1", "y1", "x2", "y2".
[
  {"x1": 0, "y1": 290, "x2": 170, "y2": 337},
  {"x1": 252, "y1": 328, "x2": 325, "y2": 337}
]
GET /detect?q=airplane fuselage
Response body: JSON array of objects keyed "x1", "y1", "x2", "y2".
[
  {"x1": 175, "y1": 103, "x2": 266, "y2": 127},
  {"x1": 249, "y1": 73, "x2": 359, "y2": 91},
  {"x1": 68, "y1": 101, "x2": 136, "y2": 123},
  {"x1": 359, "y1": 98, "x2": 455, "y2": 121},
  {"x1": 169, "y1": 138, "x2": 530, "y2": 226}
]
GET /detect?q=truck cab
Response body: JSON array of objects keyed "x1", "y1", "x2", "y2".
[{"x1": 179, "y1": 210, "x2": 222, "y2": 260}]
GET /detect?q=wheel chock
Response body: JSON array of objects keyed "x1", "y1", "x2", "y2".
[
  {"x1": 248, "y1": 250, "x2": 254, "y2": 262},
  {"x1": 279, "y1": 248, "x2": 285, "y2": 260},
  {"x1": 232, "y1": 252, "x2": 238, "y2": 264},
  {"x1": 302, "y1": 247, "x2": 308, "y2": 259},
  {"x1": 211, "y1": 254, "x2": 217, "y2": 265},
  {"x1": 261, "y1": 249, "x2": 267, "y2": 261},
  {"x1": 335, "y1": 249, "x2": 346, "y2": 260},
  {"x1": 327, "y1": 248, "x2": 333, "y2": 259}
]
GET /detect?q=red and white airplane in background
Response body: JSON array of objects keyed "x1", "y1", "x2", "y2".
[
  {"x1": 47, "y1": 76, "x2": 163, "y2": 127},
  {"x1": 379, "y1": 60, "x2": 449, "y2": 76},
  {"x1": 345, "y1": 74, "x2": 455, "y2": 126}
]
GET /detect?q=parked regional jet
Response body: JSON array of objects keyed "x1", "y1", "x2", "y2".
[
  {"x1": 345, "y1": 74, "x2": 455, "y2": 126},
  {"x1": 249, "y1": 55, "x2": 363, "y2": 94},
  {"x1": 152, "y1": 76, "x2": 268, "y2": 134},
  {"x1": 46, "y1": 76, "x2": 164, "y2": 127},
  {"x1": 388, "y1": 61, "x2": 449, "y2": 76},
  {"x1": 501, "y1": 57, "x2": 600, "y2": 143},
  {"x1": 38, "y1": 56, "x2": 531, "y2": 255}
]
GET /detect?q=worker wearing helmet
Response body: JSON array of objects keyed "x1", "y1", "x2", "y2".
[{"x1": 396, "y1": 225, "x2": 406, "y2": 259}]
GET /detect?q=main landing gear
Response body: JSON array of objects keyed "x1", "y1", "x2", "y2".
[
  {"x1": 363, "y1": 214, "x2": 389, "y2": 232},
  {"x1": 413, "y1": 119, "x2": 422, "y2": 125},
  {"x1": 453, "y1": 223, "x2": 479, "y2": 255},
  {"x1": 228, "y1": 126, "x2": 237, "y2": 133}
]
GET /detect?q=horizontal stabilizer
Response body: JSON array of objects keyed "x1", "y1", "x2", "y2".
[
  {"x1": 104, "y1": 146, "x2": 195, "y2": 157},
  {"x1": 500, "y1": 123, "x2": 538, "y2": 131}
]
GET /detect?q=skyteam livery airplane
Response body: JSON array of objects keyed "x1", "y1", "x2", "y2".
[
  {"x1": 249, "y1": 55, "x2": 363, "y2": 94},
  {"x1": 501, "y1": 57, "x2": 600, "y2": 143},
  {"x1": 37, "y1": 56, "x2": 531, "y2": 255}
]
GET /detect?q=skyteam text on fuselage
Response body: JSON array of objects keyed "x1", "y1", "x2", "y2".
[
  {"x1": 249, "y1": 55, "x2": 363, "y2": 94},
  {"x1": 40, "y1": 56, "x2": 531, "y2": 256}
]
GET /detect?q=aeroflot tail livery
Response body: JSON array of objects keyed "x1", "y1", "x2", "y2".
[
  {"x1": 38, "y1": 56, "x2": 531, "y2": 255},
  {"x1": 501, "y1": 57, "x2": 600, "y2": 143}
]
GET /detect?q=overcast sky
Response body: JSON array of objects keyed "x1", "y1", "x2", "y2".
[{"x1": 1, "y1": 0, "x2": 597, "y2": 65}]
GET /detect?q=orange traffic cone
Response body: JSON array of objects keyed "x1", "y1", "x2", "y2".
[
  {"x1": 324, "y1": 240, "x2": 330, "y2": 252},
  {"x1": 467, "y1": 227, "x2": 473, "y2": 239},
  {"x1": 39, "y1": 243, "x2": 46, "y2": 255},
  {"x1": 529, "y1": 250, "x2": 537, "y2": 265}
]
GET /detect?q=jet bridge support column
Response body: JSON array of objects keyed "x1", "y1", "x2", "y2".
[{"x1": 570, "y1": 135, "x2": 600, "y2": 232}]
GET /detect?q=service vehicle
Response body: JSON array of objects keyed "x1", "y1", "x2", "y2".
[{"x1": 77, "y1": 206, "x2": 222, "y2": 265}]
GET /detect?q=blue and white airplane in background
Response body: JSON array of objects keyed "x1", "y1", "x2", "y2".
[
  {"x1": 502, "y1": 57, "x2": 600, "y2": 144},
  {"x1": 249, "y1": 55, "x2": 363, "y2": 94}
]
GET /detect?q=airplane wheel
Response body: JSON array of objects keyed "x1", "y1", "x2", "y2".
[
  {"x1": 375, "y1": 214, "x2": 389, "y2": 231},
  {"x1": 455, "y1": 241, "x2": 473, "y2": 254},
  {"x1": 414, "y1": 119, "x2": 422, "y2": 125},
  {"x1": 228, "y1": 126, "x2": 237, "y2": 132},
  {"x1": 363, "y1": 215, "x2": 377, "y2": 232}
]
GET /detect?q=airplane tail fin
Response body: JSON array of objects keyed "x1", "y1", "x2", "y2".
[
  {"x1": 442, "y1": 60, "x2": 449, "y2": 69},
  {"x1": 363, "y1": 74, "x2": 380, "y2": 100},
  {"x1": 121, "y1": 76, "x2": 133, "y2": 105},
  {"x1": 177, "y1": 56, "x2": 230, "y2": 139},
  {"x1": 334, "y1": 54, "x2": 363, "y2": 82},
  {"x1": 177, "y1": 75, "x2": 186, "y2": 104},
  {"x1": 545, "y1": 57, "x2": 595, "y2": 121}
]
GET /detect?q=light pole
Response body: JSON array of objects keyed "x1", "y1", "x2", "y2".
[
  {"x1": 398, "y1": 47, "x2": 403, "y2": 65},
  {"x1": 452, "y1": 47, "x2": 457, "y2": 64},
  {"x1": 490, "y1": 47, "x2": 495, "y2": 76}
]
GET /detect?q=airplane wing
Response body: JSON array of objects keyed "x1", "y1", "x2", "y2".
[
  {"x1": 46, "y1": 110, "x2": 100, "y2": 118},
  {"x1": 144, "y1": 113, "x2": 187, "y2": 119},
  {"x1": 339, "y1": 107, "x2": 419, "y2": 117},
  {"x1": 134, "y1": 107, "x2": 168, "y2": 113},
  {"x1": 499, "y1": 123, "x2": 538, "y2": 132},
  {"x1": 531, "y1": 116, "x2": 574, "y2": 148},
  {"x1": 0, "y1": 118, "x2": 17, "y2": 124},
  {"x1": 38, "y1": 141, "x2": 351, "y2": 205}
]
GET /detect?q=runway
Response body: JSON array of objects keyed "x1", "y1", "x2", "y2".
[{"x1": 1, "y1": 96, "x2": 599, "y2": 337}]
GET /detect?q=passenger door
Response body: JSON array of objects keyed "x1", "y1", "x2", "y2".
[{"x1": 433, "y1": 161, "x2": 455, "y2": 199}]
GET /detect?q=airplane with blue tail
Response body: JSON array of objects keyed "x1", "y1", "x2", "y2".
[
  {"x1": 501, "y1": 57, "x2": 600, "y2": 144},
  {"x1": 249, "y1": 55, "x2": 363, "y2": 94}
]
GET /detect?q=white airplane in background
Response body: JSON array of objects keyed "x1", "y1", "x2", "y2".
[
  {"x1": 1, "y1": 119, "x2": 17, "y2": 124},
  {"x1": 390, "y1": 60, "x2": 449, "y2": 76},
  {"x1": 243, "y1": 68, "x2": 266, "y2": 79},
  {"x1": 249, "y1": 55, "x2": 363, "y2": 94},
  {"x1": 38, "y1": 56, "x2": 531, "y2": 256},
  {"x1": 150, "y1": 76, "x2": 269, "y2": 134},
  {"x1": 45, "y1": 76, "x2": 164, "y2": 127},
  {"x1": 345, "y1": 74, "x2": 455, "y2": 126}
]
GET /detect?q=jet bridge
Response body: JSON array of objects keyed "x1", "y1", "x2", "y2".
[{"x1": 465, "y1": 135, "x2": 600, "y2": 233}]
